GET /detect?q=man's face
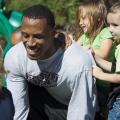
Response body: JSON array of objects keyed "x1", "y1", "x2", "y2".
[
  {"x1": 107, "y1": 12, "x2": 120, "y2": 41},
  {"x1": 21, "y1": 17, "x2": 54, "y2": 60}
]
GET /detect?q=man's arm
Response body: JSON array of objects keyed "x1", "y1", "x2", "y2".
[
  {"x1": 4, "y1": 52, "x2": 29, "y2": 120},
  {"x1": 67, "y1": 68, "x2": 97, "y2": 120}
]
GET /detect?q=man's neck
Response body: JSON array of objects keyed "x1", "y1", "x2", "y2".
[{"x1": 46, "y1": 44, "x2": 58, "y2": 59}]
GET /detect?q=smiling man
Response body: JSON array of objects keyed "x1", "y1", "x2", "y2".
[{"x1": 4, "y1": 4, "x2": 97, "y2": 120}]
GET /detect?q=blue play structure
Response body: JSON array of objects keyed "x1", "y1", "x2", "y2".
[{"x1": 0, "y1": 0, "x2": 22, "y2": 57}]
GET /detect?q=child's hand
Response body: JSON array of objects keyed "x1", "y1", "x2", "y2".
[{"x1": 92, "y1": 65, "x2": 103, "y2": 79}]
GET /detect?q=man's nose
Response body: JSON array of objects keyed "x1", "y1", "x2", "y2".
[{"x1": 27, "y1": 37, "x2": 36, "y2": 46}]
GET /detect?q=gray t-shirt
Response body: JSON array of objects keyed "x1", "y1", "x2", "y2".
[{"x1": 4, "y1": 41, "x2": 97, "y2": 120}]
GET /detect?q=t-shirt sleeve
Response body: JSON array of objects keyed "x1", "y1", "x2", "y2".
[
  {"x1": 67, "y1": 67, "x2": 97, "y2": 120},
  {"x1": 92, "y1": 27, "x2": 113, "y2": 49},
  {"x1": 4, "y1": 51, "x2": 29, "y2": 120},
  {"x1": 99, "y1": 27, "x2": 112, "y2": 42}
]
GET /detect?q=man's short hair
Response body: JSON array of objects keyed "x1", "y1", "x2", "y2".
[{"x1": 23, "y1": 4, "x2": 55, "y2": 28}]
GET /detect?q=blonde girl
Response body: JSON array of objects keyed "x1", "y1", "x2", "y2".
[
  {"x1": 76, "y1": 1, "x2": 116, "y2": 119},
  {"x1": 76, "y1": 0, "x2": 116, "y2": 60}
]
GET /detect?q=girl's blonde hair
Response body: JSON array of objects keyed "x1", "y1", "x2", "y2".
[{"x1": 76, "y1": 0, "x2": 107, "y2": 44}]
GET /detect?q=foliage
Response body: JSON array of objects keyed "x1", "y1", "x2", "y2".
[{"x1": 8, "y1": 0, "x2": 81, "y2": 27}]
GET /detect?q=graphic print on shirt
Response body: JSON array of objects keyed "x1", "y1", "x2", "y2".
[{"x1": 26, "y1": 71, "x2": 58, "y2": 87}]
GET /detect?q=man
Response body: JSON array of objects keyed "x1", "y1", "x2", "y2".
[{"x1": 4, "y1": 4, "x2": 97, "y2": 120}]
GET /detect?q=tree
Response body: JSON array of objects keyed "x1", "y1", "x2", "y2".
[{"x1": 8, "y1": 0, "x2": 80, "y2": 27}]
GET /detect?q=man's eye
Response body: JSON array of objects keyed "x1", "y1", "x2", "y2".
[
  {"x1": 34, "y1": 35, "x2": 44, "y2": 39},
  {"x1": 23, "y1": 34, "x2": 29, "y2": 38}
]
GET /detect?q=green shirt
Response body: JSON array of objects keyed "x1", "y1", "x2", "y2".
[
  {"x1": 79, "y1": 27, "x2": 116, "y2": 61},
  {"x1": 115, "y1": 45, "x2": 120, "y2": 73},
  {"x1": 79, "y1": 27, "x2": 116, "y2": 87}
]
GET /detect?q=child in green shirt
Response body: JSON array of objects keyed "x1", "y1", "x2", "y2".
[
  {"x1": 93, "y1": 1, "x2": 120, "y2": 119},
  {"x1": 76, "y1": 0, "x2": 115, "y2": 61},
  {"x1": 76, "y1": 1, "x2": 116, "y2": 119}
]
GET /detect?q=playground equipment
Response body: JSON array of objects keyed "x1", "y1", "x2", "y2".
[{"x1": 0, "y1": 0, "x2": 22, "y2": 57}]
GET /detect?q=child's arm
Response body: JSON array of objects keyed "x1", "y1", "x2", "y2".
[
  {"x1": 94, "y1": 54, "x2": 112, "y2": 72},
  {"x1": 93, "y1": 65, "x2": 120, "y2": 83},
  {"x1": 93, "y1": 38, "x2": 113, "y2": 59}
]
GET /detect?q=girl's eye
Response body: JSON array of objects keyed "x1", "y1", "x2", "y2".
[{"x1": 112, "y1": 23, "x2": 118, "y2": 27}]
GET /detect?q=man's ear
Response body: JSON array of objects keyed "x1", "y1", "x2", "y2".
[
  {"x1": 54, "y1": 32, "x2": 65, "y2": 48},
  {"x1": 51, "y1": 28, "x2": 56, "y2": 36}
]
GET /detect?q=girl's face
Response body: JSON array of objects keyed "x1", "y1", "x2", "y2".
[
  {"x1": 107, "y1": 12, "x2": 120, "y2": 41},
  {"x1": 79, "y1": 9, "x2": 91, "y2": 33}
]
